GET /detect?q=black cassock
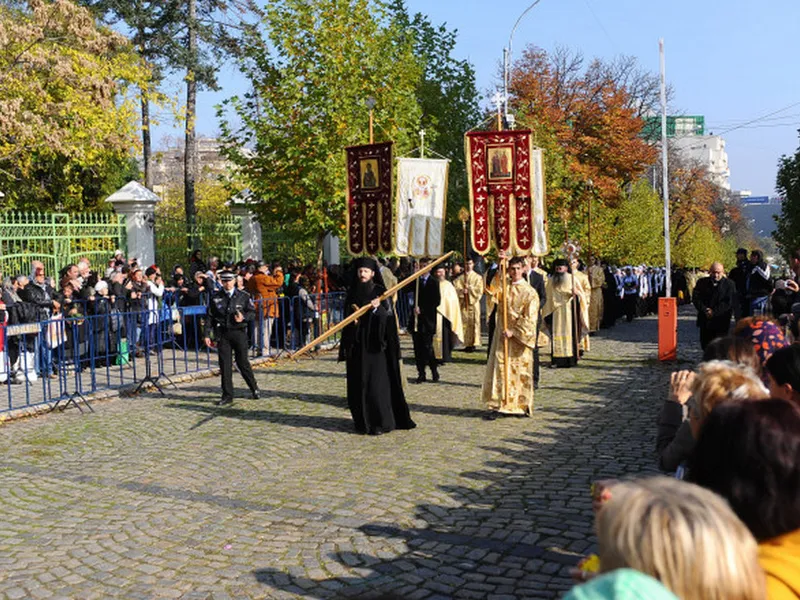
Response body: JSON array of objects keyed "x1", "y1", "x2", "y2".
[{"x1": 339, "y1": 283, "x2": 416, "y2": 435}]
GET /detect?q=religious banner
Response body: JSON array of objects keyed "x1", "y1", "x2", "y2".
[
  {"x1": 346, "y1": 142, "x2": 393, "y2": 255},
  {"x1": 395, "y1": 157, "x2": 449, "y2": 257},
  {"x1": 465, "y1": 130, "x2": 549, "y2": 256}
]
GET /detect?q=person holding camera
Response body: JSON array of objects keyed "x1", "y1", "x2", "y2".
[{"x1": 203, "y1": 270, "x2": 260, "y2": 406}]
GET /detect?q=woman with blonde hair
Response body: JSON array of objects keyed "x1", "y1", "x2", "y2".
[
  {"x1": 590, "y1": 476, "x2": 765, "y2": 599},
  {"x1": 658, "y1": 359, "x2": 768, "y2": 473}
]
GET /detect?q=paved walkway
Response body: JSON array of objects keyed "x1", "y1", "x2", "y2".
[{"x1": 0, "y1": 308, "x2": 702, "y2": 599}]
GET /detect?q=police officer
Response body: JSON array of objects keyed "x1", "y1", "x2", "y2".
[{"x1": 203, "y1": 270, "x2": 260, "y2": 406}]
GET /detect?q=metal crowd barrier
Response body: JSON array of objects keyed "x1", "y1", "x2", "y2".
[{"x1": 0, "y1": 291, "x2": 347, "y2": 415}]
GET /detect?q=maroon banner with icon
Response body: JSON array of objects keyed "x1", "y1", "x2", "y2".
[
  {"x1": 345, "y1": 142, "x2": 393, "y2": 255},
  {"x1": 465, "y1": 130, "x2": 537, "y2": 256}
]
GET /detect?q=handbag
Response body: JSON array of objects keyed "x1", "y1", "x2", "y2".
[
  {"x1": 46, "y1": 314, "x2": 65, "y2": 349},
  {"x1": 116, "y1": 338, "x2": 130, "y2": 365}
]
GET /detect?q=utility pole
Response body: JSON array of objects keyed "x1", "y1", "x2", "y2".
[{"x1": 660, "y1": 38, "x2": 671, "y2": 297}]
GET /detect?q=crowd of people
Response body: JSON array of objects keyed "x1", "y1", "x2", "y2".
[
  {"x1": 0, "y1": 251, "x2": 350, "y2": 384},
  {"x1": 561, "y1": 246, "x2": 800, "y2": 598}
]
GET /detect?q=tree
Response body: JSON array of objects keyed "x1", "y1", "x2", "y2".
[
  {"x1": 218, "y1": 0, "x2": 423, "y2": 257},
  {"x1": 508, "y1": 46, "x2": 658, "y2": 256},
  {"x1": 774, "y1": 130, "x2": 800, "y2": 259},
  {"x1": 78, "y1": 0, "x2": 182, "y2": 190},
  {"x1": 0, "y1": 0, "x2": 149, "y2": 210},
  {"x1": 388, "y1": 1, "x2": 481, "y2": 255}
]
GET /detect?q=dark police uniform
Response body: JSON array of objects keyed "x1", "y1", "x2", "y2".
[{"x1": 204, "y1": 276, "x2": 259, "y2": 405}]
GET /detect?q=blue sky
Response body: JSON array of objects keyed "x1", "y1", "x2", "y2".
[{"x1": 156, "y1": 0, "x2": 800, "y2": 197}]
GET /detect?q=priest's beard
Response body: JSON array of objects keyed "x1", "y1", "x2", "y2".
[
  {"x1": 552, "y1": 272, "x2": 567, "y2": 286},
  {"x1": 352, "y1": 280, "x2": 376, "y2": 307}
]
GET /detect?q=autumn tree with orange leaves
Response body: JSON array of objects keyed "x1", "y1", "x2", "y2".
[{"x1": 509, "y1": 47, "x2": 657, "y2": 224}]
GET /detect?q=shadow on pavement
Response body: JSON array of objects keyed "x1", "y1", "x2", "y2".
[{"x1": 248, "y1": 308, "x2": 703, "y2": 598}]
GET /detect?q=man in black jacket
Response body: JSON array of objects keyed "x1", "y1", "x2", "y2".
[
  {"x1": 408, "y1": 258, "x2": 441, "y2": 383},
  {"x1": 203, "y1": 271, "x2": 259, "y2": 405},
  {"x1": 692, "y1": 262, "x2": 736, "y2": 350}
]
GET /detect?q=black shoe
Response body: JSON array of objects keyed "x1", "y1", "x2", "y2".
[
  {"x1": 251, "y1": 388, "x2": 260, "y2": 400},
  {"x1": 431, "y1": 370, "x2": 440, "y2": 383},
  {"x1": 214, "y1": 397, "x2": 233, "y2": 406},
  {"x1": 368, "y1": 429, "x2": 384, "y2": 436},
  {"x1": 482, "y1": 411, "x2": 500, "y2": 421},
  {"x1": 413, "y1": 375, "x2": 426, "y2": 384},
  {"x1": 464, "y1": 346, "x2": 475, "y2": 353}
]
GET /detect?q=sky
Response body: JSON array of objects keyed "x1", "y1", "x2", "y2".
[{"x1": 155, "y1": 0, "x2": 800, "y2": 197}]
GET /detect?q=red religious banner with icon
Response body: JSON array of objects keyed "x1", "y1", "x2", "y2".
[
  {"x1": 465, "y1": 130, "x2": 548, "y2": 256},
  {"x1": 345, "y1": 142, "x2": 394, "y2": 255}
]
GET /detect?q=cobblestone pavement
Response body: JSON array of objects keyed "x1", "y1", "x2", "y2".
[{"x1": 0, "y1": 307, "x2": 702, "y2": 599}]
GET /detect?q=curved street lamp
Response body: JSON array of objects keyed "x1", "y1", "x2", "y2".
[{"x1": 503, "y1": 0, "x2": 546, "y2": 124}]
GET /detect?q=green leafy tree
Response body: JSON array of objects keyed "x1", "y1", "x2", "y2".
[
  {"x1": 78, "y1": 0, "x2": 182, "y2": 190},
  {"x1": 774, "y1": 130, "x2": 800, "y2": 259},
  {"x1": 388, "y1": 1, "x2": 481, "y2": 256},
  {"x1": 0, "y1": 0, "x2": 149, "y2": 210},
  {"x1": 218, "y1": 0, "x2": 423, "y2": 258}
]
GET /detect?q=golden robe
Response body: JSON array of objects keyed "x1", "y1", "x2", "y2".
[
  {"x1": 588, "y1": 264, "x2": 605, "y2": 332},
  {"x1": 453, "y1": 270, "x2": 483, "y2": 348},
  {"x1": 434, "y1": 279, "x2": 463, "y2": 360},
  {"x1": 573, "y1": 269, "x2": 592, "y2": 352},
  {"x1": 481, "y1": 278, "x2": 539, "y2": 415},
  {"x1": 542, "y1": 274, "x2": 576, "y2": 365},
  {"x1": 533, "y1": 267, "x2": 551, "y2": 347}
]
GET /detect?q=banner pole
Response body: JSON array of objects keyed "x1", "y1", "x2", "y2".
[
  {"x1": 502, "y1": 258, "x2": 510, "y2": 408},
  {"x1": 292, "y1": 252, "x2": 454, "y2": 359}
]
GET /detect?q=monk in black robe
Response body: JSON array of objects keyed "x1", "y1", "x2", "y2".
[{"x1": 339, "y1": 258, "x2": 416, "y2": 436}]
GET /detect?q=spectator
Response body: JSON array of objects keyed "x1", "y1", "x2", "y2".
[
  {"x1": 2, "y1": 275, "x2": 37, "y2": 383},
  {"x1": 90, "y1": 280, "x2": 118, "y2": 367},
  {"x1": 765, "y1": 345, "x2": 800, "y2": 406},
  {"x1": 657, "y1": 358, "x2": 768, "y2": 474},
  {"x1": 688, "y1": 398, "x2": 800, "y2": 597},
  {"x1": 734, "y1": 317, "x2": 788, "y2": 372},
  {"x1": 591, "y1": 476, "x2": 765, "y2": 599},
  {"x1": 20, "y1": 261, "x2": 60, "y2": 377},
  {"x1": 565, "y1": 569, "x2": 678, "y2": 599},
  {"x1": 188, "y1": 250, "x2": 207, "y2": 278},
  {"x1": 246, "y1": 261, "x2": 282, "y2": 355},
  {"x1": 746, "y1": 249, "x2": 772, "y2": 317}
]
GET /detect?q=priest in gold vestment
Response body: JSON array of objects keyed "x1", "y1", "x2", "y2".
[
  {"x1": 481, "y1": 256, "x2": 539, "y2": 419},
  {"x1": 433, "y1": 264, "x2": 463, "y2": 363},
  {"x1": 587, "y1": 257, "x2": 605, "y2": 332},
  {"x1": 453, "y1": 258, "x2": 484, "y2": 351},
  {"x1": 572, "y1": 259, "x2": 592, "y2": 354},
  {"x1": 542, "y1": 259, "x2": 577, "y2": 367}
]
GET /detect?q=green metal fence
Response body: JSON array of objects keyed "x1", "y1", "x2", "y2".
[
  {"x1": 0, "y1": 211, "x2": 126, "y2": 279},
  {"x1": 155, "y1": 216, "x2": 242, "y2": 270}
]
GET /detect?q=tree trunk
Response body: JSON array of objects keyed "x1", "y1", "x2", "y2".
[
  {"x1": 184, "y1": 0, "x2": 198, "y2": 252},
  {"x1": 141, "y1": 89, "x2": 153, "y2": 190}
]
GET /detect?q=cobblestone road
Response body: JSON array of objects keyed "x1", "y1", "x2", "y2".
[{"x1": 0, "y1": 308, "x2": 702, "y2": 599}]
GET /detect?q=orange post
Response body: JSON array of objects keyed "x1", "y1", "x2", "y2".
[{"x1": 658, "y1": 297, "x2": 677, "y2": 361}]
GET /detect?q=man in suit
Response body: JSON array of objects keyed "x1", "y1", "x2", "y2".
[
  {"x1": 526, "y1": 255, "x2": 547, "y2": 389},
  {"x1": 692, "y1": 262, "x2": 737, "y2": 350},
  {"x1": 409, "y1": 257, "x2": 441, "y2": 383}
]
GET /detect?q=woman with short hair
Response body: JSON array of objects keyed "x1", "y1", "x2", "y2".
[
  {"x1": 588, "y1": 476, "x2": 765, "y2": 599},
  {"x1": 688, "y1": 398, "x2": 800, "y2": 597}
]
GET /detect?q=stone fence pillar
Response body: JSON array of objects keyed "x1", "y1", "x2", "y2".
[
  {"x1": 105, "y1": 181, "x2": 160, "y2": 267},
  {"x1": 229, "y1": 191, "x2": 263, "y2": 261}
]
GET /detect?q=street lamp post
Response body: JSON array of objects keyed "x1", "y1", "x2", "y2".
[{"x1": 503, "y1": 0, "x2": 546, "y2": 125}]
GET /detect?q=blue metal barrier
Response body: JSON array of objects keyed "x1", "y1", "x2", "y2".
[{"x1": 0, "y1": 291, "x2": 347, "y2": 415}]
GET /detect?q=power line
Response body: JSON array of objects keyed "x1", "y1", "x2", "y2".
[{"x1": 715, "y1": 100, "x2": 800, "y2": 135}]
